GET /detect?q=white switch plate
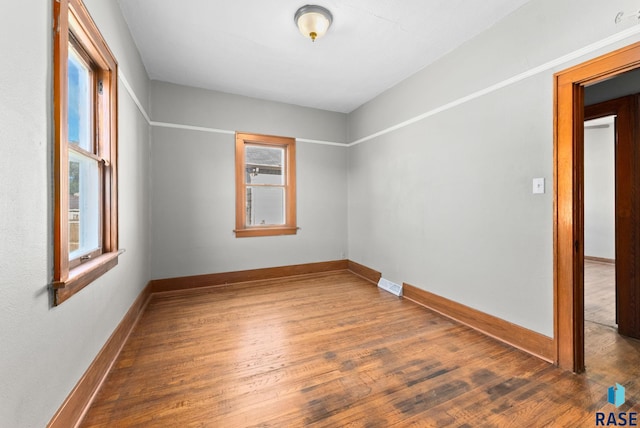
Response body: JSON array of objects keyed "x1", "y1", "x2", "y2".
[{"x1": 533, "y1": 178, "x2": 545, "y2": 194}]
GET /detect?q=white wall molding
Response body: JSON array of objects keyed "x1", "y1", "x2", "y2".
[
  {"x1": 150, "y1": 120, "x2": 234, "y2": 135},
  {"x1": 293, "y1": 137, "x2": 349, "y2": 147},
  {"x1": 148, "y1": 121, "x2": 348, "y2": 147},
  {"x1": 118, "y1": 68, "x2": 151, "y2": 124},
  {"x1": 118, "y1": 25, "x2": 640, "y2": 149},
  {"x1": 348, "y1": 25, "x2": 640, "y2": 147}
]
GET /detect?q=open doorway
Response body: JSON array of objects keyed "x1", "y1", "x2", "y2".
[{"x1": 554, "y1": 41, "x2": 640, "y2": 372}]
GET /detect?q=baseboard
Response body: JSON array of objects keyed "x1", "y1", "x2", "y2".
[
  {"x1": 48, "y1": 282, "x2": 153, "y2": 428},
  {"x1": 347, "y1": 260, "x2": 381, "y2": 284},
  {"x1": 584, "y1": 256, "x2": 615, "y2": 264},
  {"x1": 403, "y1": 283, "x2": 555, "y2": 363},
  {"x1": 150, "y1": 260, "x2": 350, "y2": 293}
]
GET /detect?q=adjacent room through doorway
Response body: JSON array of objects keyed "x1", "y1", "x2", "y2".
[{"x1": 583, "y1": 114, "x2": 617, "y2": 330}]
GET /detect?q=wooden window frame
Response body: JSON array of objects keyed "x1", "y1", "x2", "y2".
[
  {"x1": 234, "y1": 132, "x2": 297, "y2": 238},
  {"x1": 53, "y1": 0, "x2": 119, "y2": 305}
]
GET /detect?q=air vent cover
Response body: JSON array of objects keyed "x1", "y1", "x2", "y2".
[{"x1": 378, "y1": 277, "x2": 402, "y2": 297}]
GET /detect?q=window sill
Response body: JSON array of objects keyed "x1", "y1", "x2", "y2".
[
  {"x1": 53, "y1": 249, "x2": 124, "y2": 305},
  {"x1": 234, "y1": 226, "x2": 299, "y2": 238}
]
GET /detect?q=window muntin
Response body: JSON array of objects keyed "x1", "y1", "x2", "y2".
[
  {"x1": 235, "y1": 133, "x2": 297, "y2": 237},
  {"x1": 53, "y1": 0, "x2": 119, "y2": 305}
]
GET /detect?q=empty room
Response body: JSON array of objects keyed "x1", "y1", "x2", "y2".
[{"x1": 2, "y1": 0, "x2": 640, "y2": 426}]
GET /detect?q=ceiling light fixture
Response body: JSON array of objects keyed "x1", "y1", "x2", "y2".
[{"x1": 294, "y1": 5, "x2": 333, "y2": 42}]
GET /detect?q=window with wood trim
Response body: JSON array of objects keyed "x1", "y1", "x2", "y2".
[
  {"x1": 235, "y1": 132, "x2": 297, "y2": 238},
  {"x1": 53, "y1": 0, "x2": 119, "y2": 305}
]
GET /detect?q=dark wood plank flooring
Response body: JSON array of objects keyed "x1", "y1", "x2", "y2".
[{"x1": 81, "y1": 270, "x2": 640, "y2": 427}]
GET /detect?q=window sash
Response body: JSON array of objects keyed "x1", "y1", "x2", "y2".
[
  {"x1": 245, "y1": 185, "x2": 286, "y2": 226},
  {"x1": 68, "y1": 148, "x2": 102, "y2": 266}
]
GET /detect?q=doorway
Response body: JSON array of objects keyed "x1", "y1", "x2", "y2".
[{"x1": 554, "y1": 41, "x2": 640, "y2": 372}]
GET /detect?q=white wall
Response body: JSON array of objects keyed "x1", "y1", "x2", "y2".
[
  {"x1": 584, "y1": 122, "x2": 616, "y2": 259},
  {"x1": 150, "y1": 82, "x2": 349, "y2": 279},
  {"x1": 347, "y1": 0, "x2": 640, "y2": 337},
  {"x1": 0, "y1": 1, "x2": 151, "y2": 426}
]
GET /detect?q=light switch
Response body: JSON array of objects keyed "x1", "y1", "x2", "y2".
[{"x1": 533, "y1": 178, "x2": 545, "y2": 194}]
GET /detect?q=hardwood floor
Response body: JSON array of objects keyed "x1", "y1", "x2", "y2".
[
  {"x1": 584, "y1": 260, "x2": 616, "y2": 328},
  {"x1": 584, "y1": 260, "x2": 640, "y2": 387},
  {"x1": 82, "y1": 270, "x2": 640, "y2": 427}
]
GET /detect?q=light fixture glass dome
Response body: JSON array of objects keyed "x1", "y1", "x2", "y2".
[{"x1": 294, "y1": 5, "x2": 333, "y2": 42}]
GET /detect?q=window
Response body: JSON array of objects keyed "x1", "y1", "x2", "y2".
[
  {"x1": 235, "y1": 132, "x2": 297, "y2": 237},
  {"x1": 53, "y1": 0, "x2": 119, "y2": 305}
]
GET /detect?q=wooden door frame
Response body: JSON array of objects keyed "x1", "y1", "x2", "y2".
[{"x1": 554, "y1": 41, "x2": 640, "y2": 372}]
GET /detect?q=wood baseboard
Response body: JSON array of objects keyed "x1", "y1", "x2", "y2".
[
  {"x1": 584, "y1": 256, "x2": 615, "y2": 264},
  {"x1": 403, "y1": 283, "x2": 555, "y2": 363},
  {"x1": 150, "y1": 260, "x2": 350, "y2": 293},
  {"x1": 347, "y1": 260, "x2": 381, "y2": 285},
  {"x1": 48, "y1": 282, "x2": 152, "y2": 428}
]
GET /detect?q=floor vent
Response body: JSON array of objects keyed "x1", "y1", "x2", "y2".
[{"x1": 378, "y1": 277, "x2": 402, "y2": 297}]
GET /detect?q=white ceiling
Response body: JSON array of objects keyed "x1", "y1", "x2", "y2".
[{"x1": 118, "y1": 0, "x2": 531, "y2": 113}]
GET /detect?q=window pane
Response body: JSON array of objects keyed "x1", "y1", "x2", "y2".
[
  {"x1": 68, "y1": 46, "x2": 92, "y2": 152},
  {"x1": 245, "y1": 146, "x2": 284, "y2": 185},
  {"x1": 246, "y1": 186, "x2": 285, "y2": 226},
  {"x1": 69, "y1": 150, "x2": 100, "y2": 259}
]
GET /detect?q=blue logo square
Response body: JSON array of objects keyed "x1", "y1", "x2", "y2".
[{"x1": 608, "y1": 383, "x2": 625, "y2": 408}]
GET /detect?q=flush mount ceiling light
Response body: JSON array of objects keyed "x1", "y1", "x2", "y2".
[{"x1": 294, "y1": 5, "x2": 333, "y2": 42}]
